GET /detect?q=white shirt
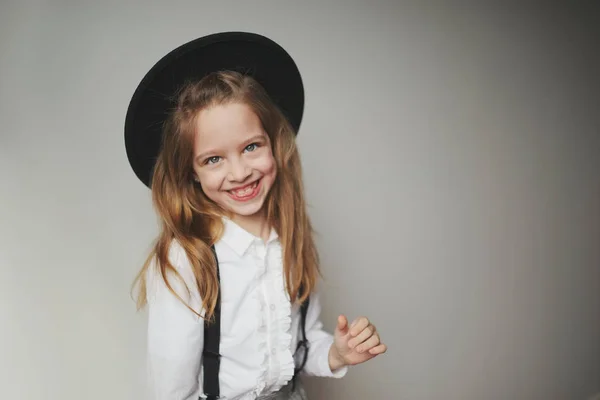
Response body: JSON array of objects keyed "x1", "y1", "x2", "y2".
[{"x1": 145, "y1": 217, "x2": 347, "y2": 400}]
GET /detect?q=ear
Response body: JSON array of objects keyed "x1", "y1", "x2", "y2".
[{"x1": 192, "y1": 173, "x2": 201, "y2": 185}]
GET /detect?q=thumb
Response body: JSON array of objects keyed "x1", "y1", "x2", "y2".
[{"x1": 336, "y1": 314, "x2": 349, "y2": 334}]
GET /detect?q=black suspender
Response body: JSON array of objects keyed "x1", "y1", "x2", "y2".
[
  {"x1": 201, "y1": 244, "x2": 310, "y2": 399},
  {"x1": 291, "y1": 293, "x2": 310, "y2": 392},
  {"x1": 202, "y1": 245, "x2": 221, "y2": 400}
]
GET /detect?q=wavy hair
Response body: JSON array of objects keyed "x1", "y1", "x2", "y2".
[{"x1": 131, "y1": 71, "x2": 320, "y2": 321}]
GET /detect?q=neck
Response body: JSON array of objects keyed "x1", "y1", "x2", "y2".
[{"x1": 230, "y1": 210, "x2": 271, "y2": 243}]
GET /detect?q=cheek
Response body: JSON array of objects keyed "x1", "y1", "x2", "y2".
[
  {"x1": 197, "y1": 171, "x2": 224, "y2": 194},
  {"x1": 254, "y1": 151, "x2": 277, "y2": 177}
]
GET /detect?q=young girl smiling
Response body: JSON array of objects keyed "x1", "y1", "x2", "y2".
[{"x1": 125, "y1": 32, "x2": 386, "y2": 400}]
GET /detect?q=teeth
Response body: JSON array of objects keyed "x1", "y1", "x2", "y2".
[{"x1": 231, "y1": 181, "x2": 257, "y2": 196}]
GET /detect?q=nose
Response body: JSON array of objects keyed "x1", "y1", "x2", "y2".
[{"x1": 227, "y1": 157, "x2": 251, "y2": 183}]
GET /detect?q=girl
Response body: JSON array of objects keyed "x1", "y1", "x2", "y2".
[{"x1": 125, "y1": 32, "x2": 386, "y2": 400}]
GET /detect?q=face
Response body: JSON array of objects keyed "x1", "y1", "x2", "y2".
[{"x1": 192, "y1": 102, "x2": 277, "y2": 220}]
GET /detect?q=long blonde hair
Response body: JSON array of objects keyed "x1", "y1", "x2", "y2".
[{"x1": 131, "y1": 71, "x2": 320, "y2": 321}]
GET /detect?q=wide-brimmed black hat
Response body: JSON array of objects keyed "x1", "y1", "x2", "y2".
[{"x1": 124, "y1": 31, "x2": 305, "y2": 188}]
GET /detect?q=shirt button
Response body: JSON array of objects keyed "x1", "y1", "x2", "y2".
[
  {"x1": 271, "y1": 348, "x2": 277, "y2": 355},
  {"x1": 270, "y1": 304, "x2": 276, "y2": 311}
]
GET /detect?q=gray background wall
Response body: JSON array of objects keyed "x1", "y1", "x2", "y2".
[{"x1": 1, "y1": 1, "x2": 598, "y2": 399}]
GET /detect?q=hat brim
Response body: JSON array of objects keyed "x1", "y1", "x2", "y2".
[{"x1": 124, "y1": 31, "x2": 304, "y2": 188}]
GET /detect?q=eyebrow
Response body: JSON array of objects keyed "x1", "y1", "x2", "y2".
[{"x1": 195, "y1": 134, "x2": 267, "y2": 163}]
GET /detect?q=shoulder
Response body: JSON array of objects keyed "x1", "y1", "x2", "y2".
[
  {"x1": 145, "y1": 239, "x2": 199, "y2": 304},
  {"x1": 147, "y1": 239, "x2": 192, "y2": 276},
  {"x1": 166, "y1": 239, "x2": 189, "y2": 269}
]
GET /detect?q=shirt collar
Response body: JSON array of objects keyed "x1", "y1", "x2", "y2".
[{"x1": 221, "y1": 217, "x2": 279, "y2": 257}]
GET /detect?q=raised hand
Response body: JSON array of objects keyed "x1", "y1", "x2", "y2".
[{"x1": 329, "y1": 315, "x2": 387, "y2": 370}]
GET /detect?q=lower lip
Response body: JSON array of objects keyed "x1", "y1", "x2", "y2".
[{"x1": 227, "y1": 179, "x2": 261, "y2": 202}]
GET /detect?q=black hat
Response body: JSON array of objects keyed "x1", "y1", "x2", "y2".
[{"x1": 124, "y1": 31, "x2": 305, "y2": 188}]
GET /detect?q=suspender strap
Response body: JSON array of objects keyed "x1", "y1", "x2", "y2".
[
  {"x1": 292, "y1": 285, "x2": 310, "y2": 391},
  {"x1": 202, "y1": 245, "x2": 221, "y2": 400}
]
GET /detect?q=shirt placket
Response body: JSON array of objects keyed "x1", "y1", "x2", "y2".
[{"x1": 256, "y1": 240, "x2": 279, "y2": 389}]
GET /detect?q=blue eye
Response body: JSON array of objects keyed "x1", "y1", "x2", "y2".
[
  {"x1": 245, "y1": 143, "x2": 258, "y2": 152},
  {"x1": 206, "y1": 156, "x2": 221, "y2": 165}
]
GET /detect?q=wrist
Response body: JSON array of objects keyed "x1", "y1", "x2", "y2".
[{"x1": 328, "y1": 344, "x2": 346, "y2": 372}]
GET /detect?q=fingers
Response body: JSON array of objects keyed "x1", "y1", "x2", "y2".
[
  {"x1": 348, "y1": 317, "x2": 375, "y2": 349},
  {"x1": 348, "y1": 324, "x2": 374, "y2": 349},
  {"x1": 349, "y1": 316, "x2": 370, "y2": 337},
  {"x1": 336, "y1": 315, "x2": 349, "y2": 333},
  {"x1": 342, "y1": 316, "x2": 387, "y2": 359},
  {"x1": 368, "y1": 343, "x2": 387, "y2": 355},
  {"x1": 355, "y1": 330, "x2": 381, "y2": 353}
]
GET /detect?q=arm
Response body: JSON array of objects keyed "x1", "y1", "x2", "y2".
[
  {"x1": 145, "y1": 243, "x2": 204, "y2": 400},
  {"x1": 300, "y1": 289, "x2": 349, "y2": 378}
]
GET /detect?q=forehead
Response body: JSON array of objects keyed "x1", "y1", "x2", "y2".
[{"x1": 194, "y1": 102, "x2": 264, "y2": 152}]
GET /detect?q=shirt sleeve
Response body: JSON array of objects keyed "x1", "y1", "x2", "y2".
[
  {"x1": 300, "y1": 289, "x2": 349, "y2": 378},
  {"x1": 145, "y1": 242, "x2": 204, "y2": 400}
]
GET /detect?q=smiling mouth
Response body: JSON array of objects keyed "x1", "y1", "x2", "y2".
[{"x1": 227, "y1": 179, "x2": 260, "y2": 199}]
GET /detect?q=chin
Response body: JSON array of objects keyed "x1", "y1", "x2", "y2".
[
  {"x1": 209, "y1": 193, "x2": 264, "y2": 218},
  {"x1": 227, "y1": 203, "x2": 266, "y2": 217}
]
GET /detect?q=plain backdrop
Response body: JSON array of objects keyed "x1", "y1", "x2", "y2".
[{"x1": 1, "y1": 1, "x2": 599, "y2": 400}]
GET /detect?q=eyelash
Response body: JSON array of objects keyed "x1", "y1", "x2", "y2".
[
  {"x1": 204, "y1": 143, "x2": 260, "y2": 165},
  {"x1": 244, "y1": 143, "x2": 259, "y2": 152},
  {"x1": 205, "y1": 156, "x2": 221, "y2": 165}
]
